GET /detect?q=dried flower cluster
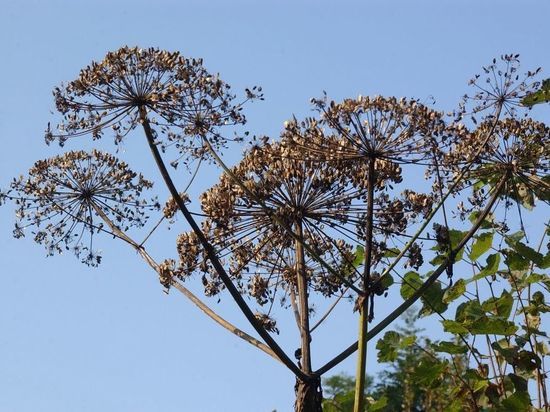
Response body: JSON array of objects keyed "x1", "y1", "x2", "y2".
[
  {"x1": 286, "y1": 95, "x2": 445, "y2": 169},
  {"x1": 457, "y1": 54, "x2": 541, "y2": 119},
  {"x1": 47, "y1": 46, "x2": 261, "y2": 166},
  {"x1": 163, "y1": 192, "x2": 190, "y2": 219},
  {"x1": 443, "y1": 118, "x2": 550, "y2": 208},
  {"x1": 190, "y1": 138, "x2": 362, "y2": 302},
  {"x1": 6, "y1": 150, "x2": 157, "y2": 265}
]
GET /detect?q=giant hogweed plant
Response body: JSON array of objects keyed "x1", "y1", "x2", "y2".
[{"x1": 1, "y1": 49, "x2": 548, "y2": 411}]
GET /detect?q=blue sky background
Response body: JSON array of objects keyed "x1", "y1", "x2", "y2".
[{"x1": 1, "y1": 1, "x2": 549, "y2": 411}]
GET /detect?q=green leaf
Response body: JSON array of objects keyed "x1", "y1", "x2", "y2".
[
  {"x1": 383, "y1": 247, "x2": 400, "y2": 258},
  {"x1": 524, "y1": 273, "x2": 545, "y2": 284},
  {"x1": 419, "y1": 281, "x2": 448, "y2": 316},
  {"x1": 469, "y1": 253, "x2": 500, "y2": 282},
  {"x1": 431, "y1": 341, "x2": 468, "y2": 354},
  {"x1": 469, "y1": 211, "x2": 497, "y2": 229},
  {"x1": 456, "y1": 300, "x2": 484, "y2": 323},
  {"x1": 540, "y1": 251, "x2": 550, "y2": 269},
  {"x1": 505, "y1": 239, "x2": 543, "y2": 266},
  {"x1": 353, "y1": 245, "x2": 365, "y2": 267},
  {"x1": 492, "y1": 341, "x2": 519, "y2": 364},
  {"x1": 443, "y1": 278, "x2": 466, "y2": 304},
  {"x1": 442, "y1": 320, "x2": 469, "y2": 335},
  {"x1": 469, "y1": 318, "x2": 518, "y2": 335},
  {"x1": 368, "y1": 395, "x2": 388, "y2": 411},
  {"x1": 400, "y1": 271, "x2": 422, "y2": 299},
  {"x1": 379, "y1": 273, "x2": 394, "y2": 289},
  {"x1": 515, "y1": 350, "x2": 541, "y2": 372},
  {"x1": 413, "y1": 359, "x2": 446, "y2": 386},
  {"x1": 469, "y1": 232, "x2": 493, "y2": 261},
  {"x1": 376, "y1": 331, "x2": 402, "y2": 362},
  {"x1": 481, "y1": 290, "x2": 513, "y2": 319},
  {"x1": 400, "y1": 335, "x2": 416, "y2": 347},
  {"x1": 448, "y1": 229, "x2": 466, "y2": 247},
  {"x1": 521, "y1": 78, "x2": 550, "y2": 107},
  {"x1": 504, "y1": 250, "x2": 530, "y2": 271},
  {"x1": 499, "y1": 390, "x2": 531, "y2": 411},
  {"x1": 508, "y1": 373, "x2": 528, "y2": 392}
]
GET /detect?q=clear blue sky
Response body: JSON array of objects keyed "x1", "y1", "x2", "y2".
[{"x1": 1, "y1": 1, "x2": 549, "y2": 411}]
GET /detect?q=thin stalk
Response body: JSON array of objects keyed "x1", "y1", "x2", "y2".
[
  {"x1": 138, "y1": 107, "x2": 308, "y2": 381},
  {"x1": 315, "y1": 173, "x2": 508, "y2": 376},
  {"x1": 354, "y1": 157, "x2": 375, "y2": 412},
  {"x1": 295, "y1": 220, "x2": 312, "y2": 373},
  {"x1": 309, "y1": 288, "x2": 349, "y2": 333},
  {"x1": 89, "y1": 201, "x2": 280, "y2": 362}
]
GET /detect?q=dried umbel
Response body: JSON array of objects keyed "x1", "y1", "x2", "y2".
[
  {"x1": 457, "y1": 54, "x2": 541, "y2": 119},
  {"x1": 286, "y1": 96, "x2": 445, "y2": 179},
  {"x1": 47, "y1": 46, "x2": 261, "y2": 165},
  {"x1": 6, "y1": 150, "x2": 157, "y2": 266},
  {"x1": 443, "y1": 118, "x2": 550, "y2": 207},
  {"x1": 196, "y1": 139, "x2": 361, "y2": 302}
]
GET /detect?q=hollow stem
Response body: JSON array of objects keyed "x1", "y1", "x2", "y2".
[{"x1": 354, "y1": 157, "x2": 375, "y2": 412}]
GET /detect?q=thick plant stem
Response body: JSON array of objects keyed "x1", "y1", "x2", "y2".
[
  {"x1": 90, "y1": 201, "x2": 280, "y2": 362},
  {"x1": 295, "y1": 221, "x2": 312, "y2": 374},
  {"x1": 315, "y1": 174, "x2": 509, "y2": 376},
  {"x1": 354, "y1": 157, "x2": 376, "y2": 412},
  {"x1": 138, "y1": 107, "x2": 307, "y2": 380},
  {"x1": 294, "y1": 376, "x2": 323, "y2": 412}
]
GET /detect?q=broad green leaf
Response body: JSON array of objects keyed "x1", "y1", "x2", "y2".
[
  {"x1": 449, "y1": 229, "x2": 468, "y2": 249},
  {"x1": 412, "y1": 358, "x2": 446, "y2": 386},
  {"x1": 500, "y1": 390, "x2": 531, "y2": 411},
  {"x1": 469, "y1": 232, "x2": 493, "y2": 261},
  {"x1": 379, "y1": 273, "x2": 394, "y2": 289},
  {"x1": 507, "y1": 231, "x2": 525, "y2": 242},
  {"x1": 442, "y1": 320, "x2": 469, "y2": 335},
  {"x1": 431, "y1": 341, "x2": 468, "y2": 354},
  {"x1": 376, "y1": 331, "x2": 401, "y2": 362},
  {"x1": 456, "y1": 300, "x2": 484, "y2": 323},
  {"x1": 469, "y1": 253, "x2": 500, "y2": 282},
  {"x1": 508, "y1": 373, "x2": 528, "y2": 392},
  {"x1": 492, "y1": 341, "x2": 519, "y2": 364},
  {"x1": 400, "y1": 271, "x2": 422, "y2": 299},
  {"x1": 472, "y1": 378, "x2": 489, "y2": 392},
  {"x1": 524, "y1": 273, "x2": 545, "y2": 284},
  {"x1": 505, "y1": 239, "x2": 543, "y2": 266},
  {"x1": 443, "y1": 278, "x2": 466, "y2": 303},
  {"x1": 504, "y1": 250, "x2": 530, "y2": 271},
  {"x1": 353, "y1": 245, "x2": 365, "y2": 267},
  {"x1": 481, "y1": 290, "x2": 513, "y2": 318},
  {"x1": 469, "y1": 318, "x2": 518, "y2": 335},
  {"x1": 521, "y1": 78, "x2": 550, "y2": 107},
  {"x1": 419, "y1": 281, "x2": 448, "y2": 317},
  {"x1": 469, "y1": 211, "x2": 497, "y2": 229}
]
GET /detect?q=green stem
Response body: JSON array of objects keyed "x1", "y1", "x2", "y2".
[
  {"x1": 354, "y1": 157, "x2": 375, "y2": 412},
  {"x1": 315, "y1": 173, "x2": 508, "y2": 376}
]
